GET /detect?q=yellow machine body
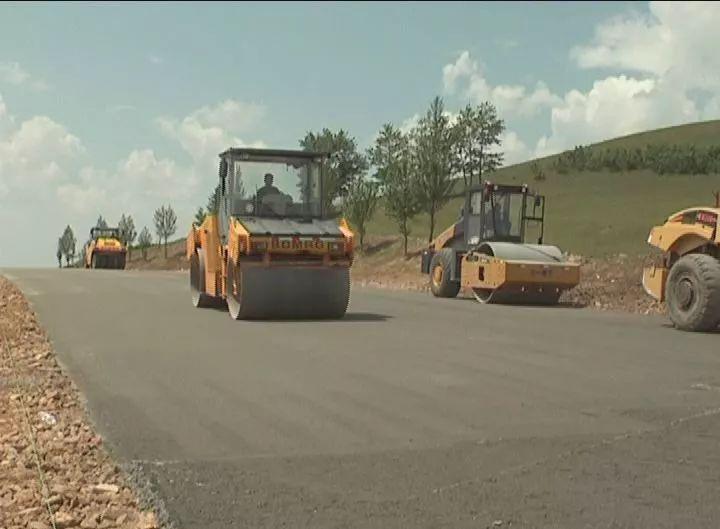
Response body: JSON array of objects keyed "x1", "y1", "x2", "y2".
[
  {"x1": 642, "y1": 207, "x2": 720, "y2": 302},
  {"x1": 186, "y1": 147, "x2": 355, "y2": 319},
  {"x1": 84, "y1": 228, "x2": 127, "y2": 269},
  {"x1": 642, "y1": 205, "x2": 720, "y2": 332},
  {"x1": 421, "y1": 181, "x2": 580, "y2": 305}
]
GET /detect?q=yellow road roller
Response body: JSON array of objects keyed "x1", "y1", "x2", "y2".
[
  {"x1": 186, "y1": 148, "x2": 354, "y2": 319},
  {"x1": 421, "y1": 181, "x2": 580, "y2": 305},
  {"x1": 84, "y1": 227, "x2": 127, "y2": 269}
]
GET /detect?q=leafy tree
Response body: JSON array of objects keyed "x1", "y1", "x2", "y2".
[
  {"x1": 194, "y1": 207, "x2": 206, "y2": 226},
  {"x1": 60, "y1": 225, "x2": 76, "y2": 267},
  {"x1": 371, "y1": 129, "x2": 420, "y2": 255},
  {"x1": 118, "y1": 214, "x2": 137, "y2": 259},
  {"x1": 451, "y1": 102, "x2": 504, "y2": 188},
  {"x1": 367, "y1": 123, "x2": 406, "y2": 187},
  {"x1": 153, "y1": 204, "x2": 177, "y2": 258},
  {"x1": 56, "y1": 238, "x2": 63, "y2": 268},
  {"x1": 95, "y1": 215, "x2": 108, "y2": 229},
  {"x1": 138, "y1": 227, "x2": 152, "y2": 261},
  {"x1": 413, "y1": 96, "x2": 456, "y2": 242},
  {"x1": 300, "y1": 128, "x2": 368, "y2": 212},
  {"x1": 342, "y1": 176, "x2": 379, "y2": 252}
]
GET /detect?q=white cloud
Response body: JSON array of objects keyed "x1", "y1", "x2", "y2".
[
  {"x1": 535, "y1": 75, "x2": 701, "y2": 157},
  {"x1": 498, "y1": 131, "x2": 530, "y2": 165},
  {"x1": 442, "y1": 4, "x2": 720, "y2": 160},
  {"x1": 157, "y1": 99, "x2": 267, "y2": 179},
  {"x1": 118, "y1": 149, "x2": 194, "y2": 201},
  {"x1": 443, "y1": 51, "x2": 561, "y2": 118},
  {"x1": 570, "y1": 2, "x2": 720, "y2": 90},
  {"x1": 190, "y1": 99, "x2": 265, "y2": 134},
  {"x1": 0, "y1": 114, "x2": 84, "y2": 197},
  {"x1": 56, "y1": 182, "x2": 108, "y2": 214},
  {"x1": 0, "y1": 62, "x2": 29, "y2": 85},
  {"x1": 0, "y1": 61, "x2": 50, "y2": 91},
  {"x1": 536, "y1": 2, "x2": 720, "y2": 157}
]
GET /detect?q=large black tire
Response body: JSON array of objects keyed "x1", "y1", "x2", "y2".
[
  {"x1": 429, "y1": 248, "x2": 460, "y2": 298},
  {"x1": 666, "y1": 254, "x2": 720, "y2": 332},
  {"x1": 118, "y1": 254, "x2": 126, "y2": 270},
  {"x1": 190, "y1": 249, "x2": 214, "y2": 308}
]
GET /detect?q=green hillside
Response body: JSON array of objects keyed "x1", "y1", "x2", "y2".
[{"x1": 367, "y1": 120, "x2": 720, "y2": 256}]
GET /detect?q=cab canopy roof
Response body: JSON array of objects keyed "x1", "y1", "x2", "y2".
[{"x1": 219, "y1": 148, "x2": 329, "y2": 159}]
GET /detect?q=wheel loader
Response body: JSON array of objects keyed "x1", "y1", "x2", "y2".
[
  {"x1": 642, "y1": 202, "x2": 720, "y2": 331},
  {"x1": 421, "y1": 181, "x2": 580, "y2": 304},
  {"x1": 84, "y1": 227, "x2": 127, "y2": 269},
  {"x1": 186, "y1": 148, "x2": 354, "y2": 319}
]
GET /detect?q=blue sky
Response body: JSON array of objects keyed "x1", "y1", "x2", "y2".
[{"x1": 1, "y1": 2, "x2": 718, "y2": 266}]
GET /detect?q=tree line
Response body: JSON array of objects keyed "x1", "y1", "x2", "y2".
[
  {"x1": 553, "y1": 143, "x2": 720, "y2": 175},
  {"x1": 56, "y1": 205, "x2": 178, "y2": 267}
]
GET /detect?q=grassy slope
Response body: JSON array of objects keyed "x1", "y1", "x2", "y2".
[{"x1": 367, "y1": 120, "x2": 720, "y2": 256}]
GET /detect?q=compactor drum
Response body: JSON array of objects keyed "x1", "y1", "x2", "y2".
[
  {"x1": 187, "y1": 148, "x2": 354, "y2": 320},
  {"x1": 84, "y1": 227, "x2": 127, "y2": 270},
  {"x1": 643, "y1": 205, "x2": 720, "y2": 331},
  {"x1": 421, "y1": 182, "x2": 580, "y2": 305}
]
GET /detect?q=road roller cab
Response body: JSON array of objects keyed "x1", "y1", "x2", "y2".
[
  {"x1": 84, "y1": 227, "x2": 127, "y2": 269},
  {"x1": 187, "y1": 148, "x2": 354, "y2": 319},
  {"x1": 421, "y1": 181, "x2": 580, "y2": 304}
]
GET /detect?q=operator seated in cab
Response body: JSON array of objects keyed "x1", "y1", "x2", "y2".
[
  {"x1": 256, "y1": 173, "x2": 281, "y2": 201},
  {"x1": 255, "y1": 172, "x2": 292, "y2": 215}
]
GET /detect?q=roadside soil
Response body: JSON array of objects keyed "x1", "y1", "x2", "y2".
[
  {"x1": 0, "y1": 277, "x2": 161, "y2": 529},
  {"x1": 127, "y1": 236, "x2": 664, "y2": 316}
]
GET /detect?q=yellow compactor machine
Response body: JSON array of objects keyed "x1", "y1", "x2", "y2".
[
  {"x1": 421, "y1": 181, "x2": 580, "y2": 304},
  {"x1": 643, "y1": 203, "x2": 720, "y2": 331},
  {"x1": 187, "y1": 148, "x2": 354, "y2": 319},
  {"x1": 84, "y1": 227, "x2": 127, "y2": 269}
]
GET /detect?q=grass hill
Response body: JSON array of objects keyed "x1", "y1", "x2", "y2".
[{"x1": 368, "y1": 120, "x2": 720, "y2": 256}]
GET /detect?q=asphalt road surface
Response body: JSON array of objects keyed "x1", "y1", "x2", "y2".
[{"x1": 4, "y1": 267, "x2": 720, "y2": 529}]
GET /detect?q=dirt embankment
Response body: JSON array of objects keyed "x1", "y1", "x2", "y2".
[
  {"x1": 0, "y1": 277, "x2": 160, "y2": 529},
  {"x1": 127, "y1": 236, "x2": 664, "y2": 316}
]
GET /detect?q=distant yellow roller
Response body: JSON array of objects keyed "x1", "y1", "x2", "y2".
[{"x1": 84, "y1": 227, "x2": 127, "y2": 270}]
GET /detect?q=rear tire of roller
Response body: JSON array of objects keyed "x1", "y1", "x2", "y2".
[{"x1": 190, "y1": 249, "x2": 213, "y2": 308}]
